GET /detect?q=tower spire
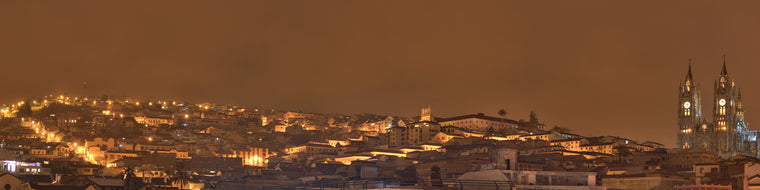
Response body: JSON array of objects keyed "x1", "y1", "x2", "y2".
[
  {"x1": 721, "y1": 54, "x2": 728, "y2": 75},
  {"x1": 686, "y1": 58, "x2": 693, "y2": 80},
  {"x1": 738, "y1": 88, "x2": 742, "y2": 99}
]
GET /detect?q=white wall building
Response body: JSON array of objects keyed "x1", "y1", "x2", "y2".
[{"x1": 438, "y1": 113, "x2": 520, "y2": 132}]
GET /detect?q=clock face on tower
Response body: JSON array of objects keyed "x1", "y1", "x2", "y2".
[
  {"x1": 684, "y1": 102, "x2": 691, "y2": 109},
  {"x1": 719, "y1": 99, "x2": 727, "y2": 106}
]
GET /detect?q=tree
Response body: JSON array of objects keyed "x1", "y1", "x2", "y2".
[
  {"x1": 497, "y1": 109, "x2": 507, "y2": 117},
  {"x1": 121, "y1": 167, "x2": 145, "y2": 190},
  {"x1": 486, "y1": 126, "x2": 495, "y2": 136},
  {"x1": 17, "y1": 103, "x2": 32, "y2": 118},
  {"x1": 0, "y1": 118, "x2": 19, "y2": 129},
  {"x1": 644, "y1": 158, "x2": 662, "y2": 170},
  {"x1": 551, "y1": 126, "x2": 571, "y2": 133},
  {"x1": 529, "y1": 111, "x2": 539, "y2": 124},
  {"x1": 171, "y1": 169, "x2": 191, "y2": 189},
  {"x1": 49, "y1": 161, "x2": 75, "y2": 175},
  {"x1": 521, "y1": 111, "x2": 540, "y2": 130},
  {"x1": 497, "y1": 127, "x2": 516, "y2": 135}
]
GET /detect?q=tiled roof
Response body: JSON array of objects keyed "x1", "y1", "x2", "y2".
[
  {"x1": 437, "y1": 114, "x2": 519, "y2": 124},
  {"x1": 550, "y1": 138, "x2": 585, "y2": 143},
  {"x1": 407, "y1": 120, "x2": 440, "y2": 125},
  {"x1": 580, "y1": 142, "x2": 619, "y2": 147},
  {"x1": 88, "y1": 178, "x2": 124, "y2": 187},
  {"x1": 30, "y1": 184, "x2": 94, "y2": 190},
  {"x1": 17, "y1": 175, "x2": 52, "y2": 183}
]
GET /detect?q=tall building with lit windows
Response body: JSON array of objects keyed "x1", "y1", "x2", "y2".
[
  {"x1": 387, "y1": 107, "x2": 441, "y2": 147},
  {"x1": 677, "y1": 57, "x2": 760, "y2": 158}
]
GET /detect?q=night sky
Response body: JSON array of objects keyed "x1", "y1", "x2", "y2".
[{"x1": 2, "y1": 1, "x2": 760, "y2": 147}]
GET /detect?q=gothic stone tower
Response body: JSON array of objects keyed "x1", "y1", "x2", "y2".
[
  {"x1": 711, "y1": 59, "x2": 737, "y2": 155},
  {"x1": 677, "y1": 64, "x2": 703, "y2": 149},
  {"x1": 711, "y1": 58, "x2": 755, "y2": 157},
  {"x1": 676, "y1": 56, "x2": 760, "y2": 158},
  {"x1": 713, "y1": 60, "x2": 739, "y2": 132}
]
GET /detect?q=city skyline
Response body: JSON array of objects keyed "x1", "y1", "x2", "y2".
[
  {"x1": 3, "y1": 1, "x2": 760, "y2": 189},
  {"x1": 3, "y1": 1, "x2": 760, "y2": 149}
]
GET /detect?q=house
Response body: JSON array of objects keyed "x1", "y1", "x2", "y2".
[
  {"x1": 0, "y1": 173, "x2": 31, "y2": 190},
  {"x1": 437, "y1": 113, "x2": 520, "y2": 132},
  {"x1": 604, "y1": 172, "x2": 691, "y2": 190},
  {"x1": 347, "y1": 160, "x2": 378, "y2": 179},
  {"x1": 746, "y1": 162, "x2": 760, "y2": 190},
  {"x1": 430, "y1": 132, "x2": 463, "y2": 144},
  {"x1": 642, "y1": 141, "x2": 665, "y2": 149},
  {"x1": 284, "y1": 142, "x2": 345, "y2": 155},
  {"x1": 579, "y1": 142, "x2": 619, "y2": 154},
  {"x1": 519, "y1": 132, "x2": 560, "y2": 142},
  {"x1": 440, "y1": 126, "x2": 484, "y2": 138},
  {"x1": 359, "y1": 116, "x2": 396, "y2": 133},
  {"x1": 88, "y1": 177, "x2": 124, "y2": 190},
  {"x1": 188, "y1": 157, "x2": 243, "y2": 173},
  {"x1": 156, "y1": 149, "x2": 191, "y2": 160},
  {"x1": 221, "y1": 147, "x2": 269, "y2": 167},
  {"x1": 133, "y1": 116, "x2": 174, "y2": 127},
  {"x1": 73, "y1": 162, "x2": 100, "y2": 176},
  {"x1": 85, "y1": 138, "x2": 117, "y2": 151},
  {"x1": 550, "y1": 138, "x2": 588, "y2": 152},
  {"x1": 748, "y1": 174, "x2": 760, "y2": 190},
  {"x1": 457, "y1": 169, "x2": 603, "y2": 189},
  {"x1": 675, "y1": 184, "x2": 732, "y2": 190},
  {"x1": 0, "y1": 160, "x2": 49, "y2": 175},
  {"x1": 104, "y1": 151, "x2": 140, "y2": 166},
  {"x1": 30, "y1": 184, "x2": 97, "y2": 190},
  {"x1": 664, "y1": 148, "x2": 720, "y2": 171},
  {"x1": 688, "y1": 155, "x2": 760, "y2": 190}
]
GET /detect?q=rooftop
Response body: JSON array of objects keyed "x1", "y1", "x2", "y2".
[{"x1": 437, "y1": 113, "x2": 519, "y2": 124}]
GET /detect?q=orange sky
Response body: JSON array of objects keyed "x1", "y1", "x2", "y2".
[{"x1": 2, "y1": 1, "x2": 760, "y2": 147}]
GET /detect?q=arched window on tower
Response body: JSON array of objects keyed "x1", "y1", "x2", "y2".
[{"x1": 718, "y1": 121, "x2": 727, "y2": 130}]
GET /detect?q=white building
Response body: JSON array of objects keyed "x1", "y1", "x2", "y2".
[{"x1": 438, "y1": 113, "x2": 520, "y2": 132}]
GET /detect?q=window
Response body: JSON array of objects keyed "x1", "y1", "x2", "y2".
[{"x1": 536, "y1": 175, "x2": 549, "y2": 185}]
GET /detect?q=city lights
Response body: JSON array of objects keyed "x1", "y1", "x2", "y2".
[{"x1": 1, "y1": 3, "x2": 754, "y2": 188}]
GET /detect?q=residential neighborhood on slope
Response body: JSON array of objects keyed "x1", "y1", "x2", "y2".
[{"x1": 0, "y1": 94, "x2": 756, "y2": 190}]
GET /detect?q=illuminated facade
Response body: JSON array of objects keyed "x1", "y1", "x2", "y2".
[
  {"x1": 677, "y1": 59, "x2": 760, "y2": 158},
  {"x1": 1, "y1": 161, "x2": 47, "y2": 175},
  {"x1": 387, "y1": 107, "x2": 441, "y2": 147},
  {"x1": 232, "y1": 147, "x2": 268, "y2": 167},
  {"x1": 220, "y1": 147, "x2": 269, "y2": 167},
  {"x1": 438, "y1": 113, "x2": 519, "y2": 132},
  {"x1": 134, "y1": 116, "x2": 174, "y2": 126},
  {"x1": 360, "y1": 116, "x2": 395, "y2": 134}
]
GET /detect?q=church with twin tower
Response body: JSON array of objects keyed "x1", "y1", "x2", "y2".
[{"x1": 677, "y1": 57, "x2": 760, "y2": 158}]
